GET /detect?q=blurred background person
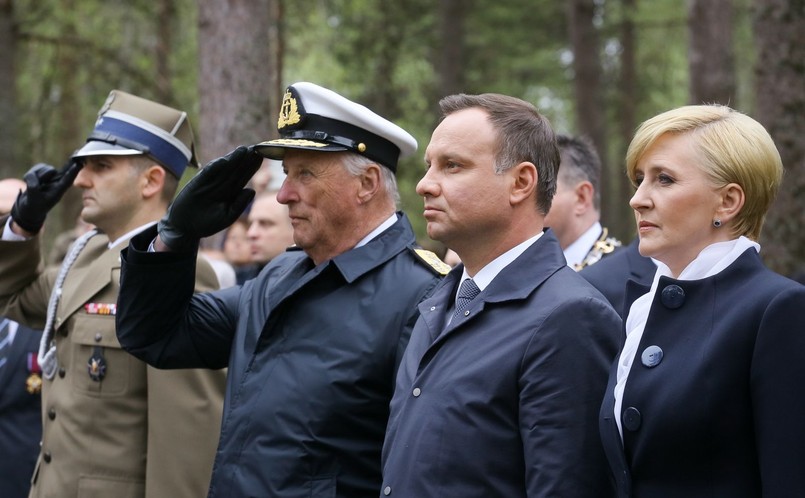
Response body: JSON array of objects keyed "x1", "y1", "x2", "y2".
[
  {"x1": 0, "y1": 177, "x2": 43, "y2": 498},
  {"x1": 544, "y1": 134, "x2": 621, "y2": 270},
  {"x1": 246, "y1": 190, "x2": 294, "y2": 268},
  {"x1": 223, "y1": 216, "x2": 259, "y2": 284},
  {"x1": 600, "y1": 104, "x2": 805, "y2": 497}
]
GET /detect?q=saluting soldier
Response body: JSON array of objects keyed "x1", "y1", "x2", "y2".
[
  {"x1": 114, "y1": 82, "x2": 448, "y2": 497},
  {"x1": 544, "y1": 134, "x2": 622, "y2": 270},
  {"x1": 0, "y1": 90, "x2": 226, "y2": 498}
]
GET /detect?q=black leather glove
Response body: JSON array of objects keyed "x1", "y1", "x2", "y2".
[
  {"x1": 11, "y1": 160, "x2": 83, "y2": 234},
  {"x1": 158, "y1": 145, "x2": 263, "y2": 252}
]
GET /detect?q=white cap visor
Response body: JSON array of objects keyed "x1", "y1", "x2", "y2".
[{"x1": 73, "y1": 140, "x2": 142, "y2": 159}]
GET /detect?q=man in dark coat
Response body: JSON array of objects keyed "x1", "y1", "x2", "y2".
[
  {"x1": 380, "y1": 93, "x2": 622, "y2": 497},
  {"x1": 580, "y1": 238, "x2": 656, "y2": 318},
  {"x1": 115, "y1": 82, "x2": 447, "y2": 497}
]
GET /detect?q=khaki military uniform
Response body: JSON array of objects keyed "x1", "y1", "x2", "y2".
[{"x1": 0, "y1": 221, "x2": 225, "y2": 498}]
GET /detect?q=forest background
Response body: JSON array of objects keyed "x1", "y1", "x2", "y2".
[{"x1": 0, "y1": 0, "x2": 802, "y2": 276}]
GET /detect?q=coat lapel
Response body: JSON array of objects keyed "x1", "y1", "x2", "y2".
[
  {"x1": 57, "y1": 234, "x2": 118, "y2": 320},
  {"x1": 420, "y1": 232, "x2": 567, "y2": 359}
]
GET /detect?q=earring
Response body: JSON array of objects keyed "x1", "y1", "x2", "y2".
[{"x1": 713, "y1": 219, "x2": 722, "y2": 228}]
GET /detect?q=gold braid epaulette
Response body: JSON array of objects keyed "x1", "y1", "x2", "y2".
[{"x1": 573, "y1": 227, "x2": 622, "y2": 271}]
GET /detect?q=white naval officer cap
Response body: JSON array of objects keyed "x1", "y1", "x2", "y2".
[{"x1": 253, "y1": 82, "x2": 417, "y2": 173}]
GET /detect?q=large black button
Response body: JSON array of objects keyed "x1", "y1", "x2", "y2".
[
  {"x1": 43, "y1": 452, "x2": 52, "y2": 463},
  {"x1": 623, "y1": 407, "x2": 642, "y2": 431},
  {"x1": 641, "y1": 345, "x2": 664, "y2": 368},
  {"x1": 58, "y1": 367, "x2": 66, "y2": 378},
  {"x1": 48, "y1": 408, "x2": 56, "y2": 420},
  {"x1": 661, "y1": 284, "x2": 685, "y2": 309}
]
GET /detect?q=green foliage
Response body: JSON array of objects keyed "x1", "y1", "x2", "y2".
[{"x1": 11, "y1": 0, "x2": 763, "y2": 249}]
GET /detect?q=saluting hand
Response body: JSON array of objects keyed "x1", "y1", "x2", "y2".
[
  {"x1": 11, "y1": 160, "x2": 83, "y2": 234},
  {"x1": 157, "y1": 145, "x2": 263, "y2": 252}
]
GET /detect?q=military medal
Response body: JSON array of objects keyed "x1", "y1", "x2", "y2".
[
  {"x1": 84, "y1": 302, "x2": 117, "y2": 315},
  {"x1": 87, "y1": 346, "x2": 107, "y2": 381},
  {"x1": 26, "y1": 353, "x2": 43, "y2": 394}
]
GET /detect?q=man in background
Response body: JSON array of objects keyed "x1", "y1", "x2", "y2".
[
  {"x1": 544, "y1": 134, "x2": 621, "y2": 270},
  {"x1": 0, "y1": 90, "x2": 225, "y2": 497},
  {"x1": 246, "y1": 190, "x2": 294, "y2": 267},
  {"x1": 0, "y1": 178, "x2": 43, "y2": 498}
]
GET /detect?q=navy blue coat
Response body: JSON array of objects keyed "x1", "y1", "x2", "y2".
[
  {"x1": 381, "y1": 231, "x2": 622, "y2": 497},
  {"x1": 116, "y1": 213, "x2": 442, "y2": 498},
  {"x1": 600, "y1": 249, "x2": 805, "y2": 497},
  {"x1": 0, "y1": 320, "x2": 43, "y2": 498},
  {"x1": 581, "y1": 239, "x2": 655, "y2": 318}
]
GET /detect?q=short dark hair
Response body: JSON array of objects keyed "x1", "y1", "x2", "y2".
[
  {"x1": 556, "y1": 134, "x2": 602, "y2": 210},
  {"x1": 438, "y1": 93, "x2": 559, "y2": 215}
]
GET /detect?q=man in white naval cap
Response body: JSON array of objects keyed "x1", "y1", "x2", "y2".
[
  {"x1": 0, "y1": 90, "x2": 226, "y2": 498},
  {"x1": 115, "y1": 82, "x2": 449, "y2": 497}
]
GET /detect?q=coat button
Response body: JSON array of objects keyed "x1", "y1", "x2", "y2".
[
  {"x1": 623, "y1": 407, "x2": 642, "y2": 431},
  {"x1": 661, "y1": 284, "x2": 685, "y2": 309},
  {"x1": 383, "y1": 485, "x2": 392, "y2": 495},
  {"x1": 412, "y1": 387, "x2": 421, "y2": 397},
  {"x1": 641, "y1": 345, "x2": 664, "y2": 368},
  {"x1": 48, "y1": 408, "x2": 56, "y2": 420},
  {"x1": 58, "y1": 367, "x2": 66, "y2": 378},
  {"x1": 94, "y1": 333, "x2": 103, "y2": 342},
  {"x1": 43, "y1": 452, "x2": 52, "y2": 463}
]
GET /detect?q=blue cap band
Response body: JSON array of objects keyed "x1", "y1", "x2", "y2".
[{"x1": 90, "y1": 116, "x2": 190, "y2": 177}]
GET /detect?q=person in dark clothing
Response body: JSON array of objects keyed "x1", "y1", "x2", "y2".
[{"x1": 114, "y1": 82, "x2": 448, "y2": 497}]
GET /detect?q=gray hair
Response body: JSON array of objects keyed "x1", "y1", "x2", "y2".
[{"x1": 340, "y1": 152, "x2": 400, "y2": 207}]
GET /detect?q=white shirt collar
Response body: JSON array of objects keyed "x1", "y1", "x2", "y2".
[
  {"x1": 563, "y1": 222, "x2": 602, "y2": 267},
  {"x1": 459, "y1": 231, "x2": 544, "y2": 294},
  {"x1": 354, "y1": 213, "x2": 397, "y2": 249}
]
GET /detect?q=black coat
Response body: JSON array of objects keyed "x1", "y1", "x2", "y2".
[
  {"x1": 581, "y1": 239, "x2": 656, "y2": 318},
  {"x1": 116, "y1": 213, "x2": 443, "y2": 498},
  {"x1": 600, "y1": 249, "x2": 805, "y2": 497}
]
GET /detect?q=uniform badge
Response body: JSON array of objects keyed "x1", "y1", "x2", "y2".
[
  {"x1": 413, "y1": 248, "x2": 452, "y2": 276},
  {"x1": 87, "y1": 347, "x2": 107, "y2": 382},
  {"x1": 26, "y1": 353, "x2": 42, "y2": 394},
  {"x1": 84, "y1": 302, "x2": 117, "y2": 315},
  {"x1": 277, "y1": 90, "x2": 302, "y2": 129}
]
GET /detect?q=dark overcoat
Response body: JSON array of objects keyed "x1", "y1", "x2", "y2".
[
  {"x1": 116, "y1": 213, "x2": 443, "y2": 498},
  {"x1": 599, "y1": 249, "x2": 805, "y2": 497}
]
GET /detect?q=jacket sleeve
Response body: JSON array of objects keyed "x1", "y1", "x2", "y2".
[
  {"x1": 751, "y1": 284, "x2": 805, "y2": 497},
  {"x1": 519, "y1": 295, "x2": 620, "y2": 498},
  {"x1": 116, "y1": 225, "x2": 240, "y2": 370},
  {"x1": 0, "y1": 226, "x2": 56, "y2": 328}
]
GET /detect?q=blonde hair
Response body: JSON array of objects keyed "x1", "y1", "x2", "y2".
[{"x1": 626, "y1": 105, "x2": 782, "y2": 240}]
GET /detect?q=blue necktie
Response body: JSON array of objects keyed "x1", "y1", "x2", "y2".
[
  {"x1": 453, "y1": 278, "x2": 480, "y2": 320},
  {"x1": 0, "y1": 318, "x2": 10, "y2": 370}
]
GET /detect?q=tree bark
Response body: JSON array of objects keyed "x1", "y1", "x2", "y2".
[
  {"x1": 197, "y1": 0, "x2": 276, "y2": 163},
  {"x1": 752, "y1": 0, "x2": 805, "y2": 278},
  {"x1": 437, "y1": 0, "x2": 468, "y2": 98},
  {"x1": 567, "y1": 0, "x2": 614, "y2": 235},
  {"x1": 617, "y1": 0, "x2": 638, "y2": 243},
  {"x1": 0, "y1": 0, "x2": 17, "y2": 176},
  {"x1": 688, "y1": 0, "x2": 737, "y2": 105}
]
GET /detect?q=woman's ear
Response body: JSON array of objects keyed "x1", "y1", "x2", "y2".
[{"x1": 716, "y1": 182, "x2": 745, "y2": 223}]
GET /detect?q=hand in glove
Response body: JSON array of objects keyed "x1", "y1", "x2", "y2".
[
  {"x1": 11, "y1": 160, "x2": 83, "y2": 234},
  {"x1": 158, "y1": 145, "x2": 263, "y2": 252}
]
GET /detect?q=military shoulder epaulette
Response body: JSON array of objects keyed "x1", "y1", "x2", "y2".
[{"x1": 410, "y1": 248, "x2": 451, "y2": 276}]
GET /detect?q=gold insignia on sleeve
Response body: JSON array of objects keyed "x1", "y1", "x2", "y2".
[
  {"x1": 277, "y1": 91, "x2": 302, "y2": 129},
  {"x1": 414, "y1": 249, "x2": 451, "y2": 276}
]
